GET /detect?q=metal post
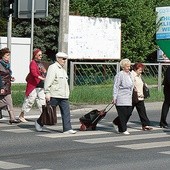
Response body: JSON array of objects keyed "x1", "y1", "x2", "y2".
[
  {"x1": 7, "y1": 3, "x2": 12, "y2": 51},
  {"x1": 158, "y1": 63, "x2": 162, "y2": 91},
  {"x1": 70, "y1": 61, "x2": 74, "y2": 90},
  {"x1": 58, "y1": 0, "x2": 69, "y2": 71},
  {"x1": 30, "y1": 0, "x2": 35, "y2": 60}
]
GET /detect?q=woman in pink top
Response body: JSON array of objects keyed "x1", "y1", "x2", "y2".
[{"x1": 19, "y1": 49, "x2": 46, "y2": 122}]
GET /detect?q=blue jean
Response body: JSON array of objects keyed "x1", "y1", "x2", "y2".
[{"x1": 37, "y1": 98, "x2": 72, "y2": 132}]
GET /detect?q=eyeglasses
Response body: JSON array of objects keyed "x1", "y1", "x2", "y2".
[
  {"x1": 38, "y1": 54, "x2": 42, "y2": 56},
  {"x1": 62, "y1": 58, "x2": 67, "y2": 60}
]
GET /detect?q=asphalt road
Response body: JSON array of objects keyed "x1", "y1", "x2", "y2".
[{"x1": 0, "y1": 102, "x2": 170, "y2": 170}]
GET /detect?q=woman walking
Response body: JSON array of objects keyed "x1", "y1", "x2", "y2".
[
  {"x1": 131, "y1": 63, "x2": 152, "y2": 131},
  {"x1": 19, "y1": 48, "x2": 46, "y2": 122},
  {"x1": 112, "y1": 58, "x2": 133, "y2": 135},
  {"x1": 0, "y1": 47, "x2": 20, "y2": 124}
]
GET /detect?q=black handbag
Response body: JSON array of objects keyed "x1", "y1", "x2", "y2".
[
  {"x1": 143, "y1": 84, "x2": 150, "y2": 98},
  {"x1": 40, "y1": 103, "x2": 57, "y2": 125}
]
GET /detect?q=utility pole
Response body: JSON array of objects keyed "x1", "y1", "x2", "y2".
[
  {"x1": 7, "y1": 4, "x2": 12, "y2": 51},
  {"x1": 58, "y1": 0, "x2": 69, "y2": 70},
  {"x1": 30, "y1": 0, "x2": 35, "y2": 60}
]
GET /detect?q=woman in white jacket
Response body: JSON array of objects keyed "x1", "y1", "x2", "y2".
[{"x1": 131, "y1": 63, "x2": 152, "y2": 131}]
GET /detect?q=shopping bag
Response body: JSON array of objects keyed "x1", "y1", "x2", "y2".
[
  {"x1": 40, "y1": 103, "x2": 57, "y2": 125},
  {"x1": 143, "y1": 84, "x2": 150, "y2": 98}
]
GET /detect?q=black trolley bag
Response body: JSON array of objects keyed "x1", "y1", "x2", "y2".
[{"x1": 79, "y1": 103, "x2": 114, "y2": 131}]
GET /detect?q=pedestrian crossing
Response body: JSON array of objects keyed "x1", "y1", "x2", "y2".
[
  {"x1": 1, "y1": 114, "x2": 170, "y2": 153},
  {"x1": 1, "y1": 114, "x2": 170, "y2": 170}
]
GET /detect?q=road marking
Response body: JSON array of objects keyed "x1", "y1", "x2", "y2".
[
  {"x1": 37, "y1": 130, "x2": 112, "y2": 138},
  {"x1": 116, "y1": 141, "x2": 170, "y2": 150},
  {"x1": 1, "y1": 129, "x2": 34, "y2": 133},
  {"x1": 0, "y1": 161, "x2": 30, "y2": 169},
  {"x1": 74, "y1": 133, "x2": 168, "y2": 144},
  {"x1": 159, "y1": 151, "x2": 170, "y2": 155}
]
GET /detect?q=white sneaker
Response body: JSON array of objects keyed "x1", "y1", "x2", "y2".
[
  {"x1": 122, "y1": 131, "x2": 130, "y2": 135},
  {"x1": 64, "y1": 129, "x2": 77, "y2": 134},
  {"x1": 35, "y1": 121, "x2": 43, "y2": 132}
]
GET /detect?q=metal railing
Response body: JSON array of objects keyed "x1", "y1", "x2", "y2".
[{"x1": 69, "y1": 62, "x2": 170, "y2": 91}]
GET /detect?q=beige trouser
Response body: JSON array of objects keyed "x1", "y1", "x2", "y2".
[
  {"x1": 0, "y1": 94, "x2": 16, "y2": 120},
  {"x1": 21, "y1": 88, "x2": 46, "y2": 114}
]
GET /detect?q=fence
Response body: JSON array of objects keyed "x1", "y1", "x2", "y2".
[{"x1": 69, "y1": 62, "x2": 170, "y2": 91}]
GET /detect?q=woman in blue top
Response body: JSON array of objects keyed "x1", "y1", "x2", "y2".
[{"x1": 112, "y1": 58, "x2": 133, "y2": 135}]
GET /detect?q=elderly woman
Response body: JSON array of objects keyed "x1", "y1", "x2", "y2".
[
  {"x1": 19, "y1": 48, "x2": 46, "y2": 122},
  {"x1": 0, "y1": 47, "x2": 20, "y2": 124},
  {"x1": 131, "y1": 63, "x2": 152, "y2": 131},
  {"x1": 112, "y1": 58, "x2": 133, "y2": 135}
]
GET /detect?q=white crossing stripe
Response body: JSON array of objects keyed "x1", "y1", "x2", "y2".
[
  {"x1": 2, "y1": 129, "x2": 34, "y2": 133},
  {"x1": 74, "y1": 133, "x2": 168, "y2": 144},
  {"x1": 0, "y1": 161, "x2": 30, "y2": 169},
  {"x1": 116, "y1": 141, "x2": 170, "y2": 150},
  {"x1": 37, "y1": 130, "x2": 111, "y2": 138},
  {"x1": 159, "y1": 151, "x2": 170, "y2": 155}
]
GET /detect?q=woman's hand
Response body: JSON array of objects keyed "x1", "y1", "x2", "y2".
[
  {"x1": 0, "y1": 89, "x2": 5, "y2": 94},
  {"x1": 112, "y1": 99, "x2": 116, "y2": 104},
  {"x1": 11, "y1": 77, "x2": 15, "y2": 82},
  {"x1": 38, "y1": 76, "x2": 45, "y2": 80}
]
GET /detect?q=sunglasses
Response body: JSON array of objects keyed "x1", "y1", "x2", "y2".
[{"x1": 61, "y1": 58, "x2": 67, "y2": 60}]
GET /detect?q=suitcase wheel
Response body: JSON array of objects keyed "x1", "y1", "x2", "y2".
[{"x1": 80, "y1": 124, "x2": 87, "y2": 131}]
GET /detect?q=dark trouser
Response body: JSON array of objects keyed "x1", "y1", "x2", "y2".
[
  {"x1": 113, "y1": 106, "x2": 132, "y2": 132},
  {"x1": 132, "y1": 100, "x2": 150, "y2": 127},
  {"x1": 160, "y1": 100, "x2": 170, "y2": 126},
  {"x1": 0, "y1": 109, "x2": 2, "y2": 119},
  {"x1": 37, "y1": 98, "x2": 72, "y2": 132}
]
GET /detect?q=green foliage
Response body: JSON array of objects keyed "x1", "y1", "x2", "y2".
[
  {"x1": 12, "y1": 0, "x2": 60, "y2": 60},
  {"x1": 70, "y1": 0, "x2": 158, "y2": 62},
  {"x1": 1, "y1": 0, "x2": 170, "y2": 62}
]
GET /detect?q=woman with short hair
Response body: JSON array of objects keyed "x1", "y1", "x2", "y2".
[
  {"x1": 112, "y1": 58, "x2": 133, "y2": 135},
  {"x1": 131, "y1": 63, "x2": 152, "y2": 131},
  {"x1": 0, "y1": 47, "x2": 20, "y2": 124}
]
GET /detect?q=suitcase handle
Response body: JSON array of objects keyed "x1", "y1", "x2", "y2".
[{"x1": 103, "y1": 103, "x2": 114, "y2": 113}]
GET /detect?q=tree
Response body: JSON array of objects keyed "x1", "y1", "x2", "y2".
[
  {"x1": 12, "y1": 0, "x2": 60, "y2": 61},
  {"x1": 1, "y1": 0, "x2": 170, "y2": 62},
  {"x1": 70, "y1": 0, "x2": 158, "y2": 62}
]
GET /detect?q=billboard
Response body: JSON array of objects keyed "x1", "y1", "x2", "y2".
[
  {"x1": 68, "y1": 16, "x2": 121, "y2": 60},
  {"x1": 156, "y1": 7, "x2": 170, "y2": 40}
]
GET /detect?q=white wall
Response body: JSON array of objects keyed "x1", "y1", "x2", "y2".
[{"x1": 0, "y1": 37, "x2": 31, "y2": 83}]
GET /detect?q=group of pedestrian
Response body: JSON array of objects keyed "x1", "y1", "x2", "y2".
[
  {"x1": 112, "y1": 58, "x2": 169, "y2": 135},
  {"x1": 0, "y1": 47, "x2": 76, "y2": 134},
  {"x1": 0, "y1": 48, "x2": 169, "y2": 135}
]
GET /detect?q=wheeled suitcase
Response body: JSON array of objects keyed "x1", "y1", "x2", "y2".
[{"x1": 79, "y1": 104, "x2": 114, "y2": 131}]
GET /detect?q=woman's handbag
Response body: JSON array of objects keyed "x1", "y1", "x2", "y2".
[
  {"x1": 132, "y1": 89, "x2": 139, "y2": 104},
  {"x1": 40, "y1": 103, "x2": 57, "y2": 125},
  {"x1": 143, "y1": 84, "x2": 150, "y2": 98}
]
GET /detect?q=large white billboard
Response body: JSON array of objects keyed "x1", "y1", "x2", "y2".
[{"x1": 68, "y1": 16, "x2": 121, "y2": 60}]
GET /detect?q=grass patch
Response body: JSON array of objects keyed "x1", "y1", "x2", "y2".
[{"x1": 11, "y1": 84, "x2": 164, "y2": 107}]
